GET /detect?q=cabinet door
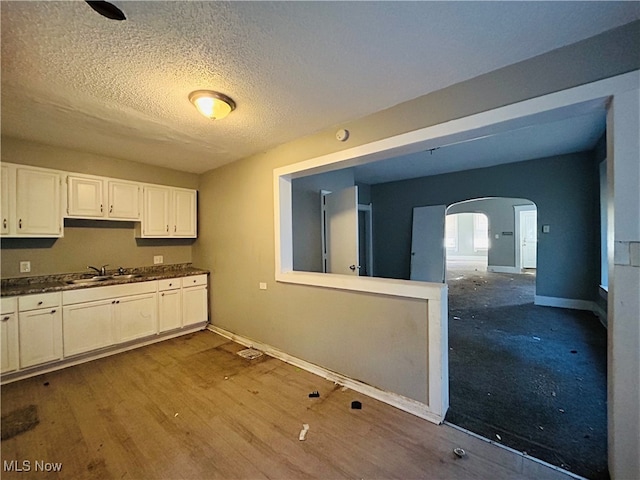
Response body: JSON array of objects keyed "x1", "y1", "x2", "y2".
[
  {"x1": 173, "y1": 188, "x2": 197, "y2": 237},
  {"x1": 159, "y1": 289, "x2": 182, "y2": 332},
  {"x1": 63, "y1": 300, "x2": 115, "y2": 357},
  {"x1": 116, "y1": 293, "x2": 157, "y2": 343},
  {"x1": 142, "y1": 186, "x2": 170, "y2": 236},
  {"x1": 1, "y1": 313, "x2": 19, "y2": 374},
  {"x1": 182, "y1": 286, "x2": 207, "y2": 327},
  {"x1": 1, "y1": 165, "x2": 10, "y2": 235},
  {"x1": 67, "y1": 175, "x2": 104, "y2": 218},
  {"x1": 16, "y1": 168, "x2": 62, "y2": 236},
  {"x1": 109, "y1": 180, "x2": 140, "y2": 220},
  {"x1": 19, "y1": 308, "x2": 63, "y2": 368}
]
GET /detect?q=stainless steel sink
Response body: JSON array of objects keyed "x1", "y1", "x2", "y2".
[
  {"x1": 110, "y1": 274, "x2": 141, "y2": 279},
  {"x1": 66, "y1": 276, "x2": 111, "y2": 284}
]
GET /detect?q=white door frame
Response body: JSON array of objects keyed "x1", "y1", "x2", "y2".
[{"x1": 514, "y1": 204, "x2": 537, "y2": 271}]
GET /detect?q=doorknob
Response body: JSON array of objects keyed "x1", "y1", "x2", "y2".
[{"x1": 349, "y1": 265, "x2": 361, "y2": 271}]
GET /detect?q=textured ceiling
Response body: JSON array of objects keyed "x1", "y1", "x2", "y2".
[{"x1": 1, "y1": 1, "x2": 639, "y2": 174}]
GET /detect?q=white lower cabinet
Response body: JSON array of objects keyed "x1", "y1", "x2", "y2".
[
  {"x1": 63, "y1": 299, "x2": 115, "y2": 357},
  {"x1": 158, "y1": 278, "x2": 182, "y2": 332},
  {"x1": 183, "y1": 275, "x2": 208, "y2": 327},
  {"x1": 18, "y1": 293, "x2": 63, "y2": 369},
  {"x1": 2, "y1": 274, "x2": 208, "y2": 381},
  {"x1": 115, "y1": 292, "x2": 157, "y2": 343},
  {"x1": 1, "y1": 298, "x2": 19, "y2": 374}
]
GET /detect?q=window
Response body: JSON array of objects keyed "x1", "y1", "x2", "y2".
[
  {"x1": 445, "y1": 215, "x2": 458, "y2": 250},
  {"x1": 473, "y1": 214, "x2": 489, "y2": 251}
]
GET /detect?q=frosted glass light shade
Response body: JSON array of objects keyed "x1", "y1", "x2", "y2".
[{"x1": 189, "y1": 90, "x2": 235, "y2": 120}]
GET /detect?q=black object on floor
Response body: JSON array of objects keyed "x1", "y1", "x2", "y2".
[{"x1": 445, "y1": 265, "x2": 608, "y2": 480}]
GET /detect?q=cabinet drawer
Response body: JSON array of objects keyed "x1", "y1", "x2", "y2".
[
  {"x1": 158, "y1": 278, "x2": 181, "y2": 291},
  {"x1": 182, "y1": 275, "x2": 207, "y2": 288},
  {"x1": 19, "y1": 292, "x2": 61, "y2": 311},
  {"x1": 63, "y1": 281, "x2": 156, "y2": 305},
  {"x1": 1, "y1": 297, "x2": 17, "y2": 314}
]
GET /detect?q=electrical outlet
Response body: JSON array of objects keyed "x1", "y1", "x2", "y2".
[
  {"x1": 20, "y1": 261, "x2": 31, "y2": 273},
  {"x1": 153, "y1": 255, "x2": 164, "y2": 264},
  {"x1": 259, "y1": 282, "x2": 267, "y2": 290}
]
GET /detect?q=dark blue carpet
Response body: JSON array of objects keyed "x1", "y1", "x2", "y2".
[{"x1": 445, "y1": 266, "x2": 608, "y2": 480}]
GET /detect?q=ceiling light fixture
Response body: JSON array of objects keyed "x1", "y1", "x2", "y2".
[{"x1": 188, "y1": 90, "x2": 236, "y2": 120}]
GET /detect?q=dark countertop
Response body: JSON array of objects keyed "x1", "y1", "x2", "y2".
[{"x1": 1, "y1": 263, "x2": 209, "y2": 297}]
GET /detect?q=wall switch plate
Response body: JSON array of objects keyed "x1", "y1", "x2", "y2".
[
  {"x1": 20, "y1": 261, "x2": 31, "y2": 273},
  {"x1": 153, "y1": 255, "x2": 164, "y2": 264},
  {"x1": 259, "y1": 282, "x2": 267, "y2": 290}
]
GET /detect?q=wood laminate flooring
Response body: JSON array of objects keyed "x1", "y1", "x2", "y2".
[{"x1": 1, "y1": 330, "x2": 578, "y2": 479}]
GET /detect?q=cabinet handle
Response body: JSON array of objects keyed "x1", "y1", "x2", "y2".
[
  {"x1": 112, "y1": 300, "x2": 116, "y2": 304},
  {"x1": 161, "y1": 293, "x2": 165, "y2": 297},
  {"x1": 2, "y1": 316, "x2": 9, "y2": 322},
  {"x1": 174, "y1": 225, "x2": 177, "y2": 232},
  {"x1": 2, "y1": 219, "x2": 6, "y2": 229},
  {"x1": 100, "y1": 204, "x2": 103, "y2": 213},
  {"x1": 166, "y1": 225, "x2": 169, "y2": 232},
  {"x1": 109, "y1": 205, "x2": 113, "y2": 213},
  {"x1": 38, "y1": 301, "x2": 43, "y2": 306},
  {"x1": 169, "y1": 283, "x2": 172, "y2": 287},
  {"x1": 116, "y1": 300, "x2": 120, "y2": 304},
  {"x1": 50, "y1": 309, "x2": 56, "y2": 314},
  {"x1": 19, "y1": 219, "x2": 22, "y2": 229}
]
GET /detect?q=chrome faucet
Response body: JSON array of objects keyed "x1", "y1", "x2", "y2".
[{"x1": 88, "y1": 264, "x2": 109, "y2": 276}]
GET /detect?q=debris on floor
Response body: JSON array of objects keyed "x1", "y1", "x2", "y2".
[
  {"x1": 298, "y1": 423, "x2": 310, "y2": 441},
  {"x1": 1, "y1": 404, "x2": 39, "y2": 440},
  {"x1": 237, "y1": 348, "x2": 263, "y2": 360},
  {"x1": 351, "y1": 400, "x2": 362, "y2": 410},
  {"x1": 308, "y1": 391, "x2": 320, "y2": 398},
  {"x1": 453, "y1": 447, "x2": 466, "y2": 458},
  {"x1": 495, "y1": 434, "x2": 502, "y2": 441}
]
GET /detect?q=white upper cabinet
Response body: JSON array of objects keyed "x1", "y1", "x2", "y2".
[
  {"x1": 142, "y1": 186, "x2": 196, "y2": 238},
  {"x1": 108, "y1": 180, "x2": 140, "y2": 220},
  {"x1": 67, "y1": 175, "x2": 104, "y2": 217},
  {"x1": 1, "y1": 163, "x2": 195, "y2": 238},
  {"x1": 173, "y1": 188, "x2": 197, "y2": 237},
  {"x1": 67, "y1": 174, "x2": 141, "y2": 220},
  {"x1": 1, "y1": 165, "x2": 10, "y2": 235},
  {"x1": 142, "y1": 185, "x2": 171, "y2": 236},
  {"x1": 1, "y1": 164, "x2": 63, "y2": 237}
]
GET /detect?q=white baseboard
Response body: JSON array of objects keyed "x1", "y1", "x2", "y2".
[
  {"x1": 207, "y1": 324, "x2": 443, "y2": 425},
  {"x1": 447, "y1": 255, "x2": 487, "y2": 262},
  {"x1": 534, "y1": 295, "x2": 597, "y2": 312},
  {"x1": 487, "y1": 265, "x2": 521, "y2": 274}
]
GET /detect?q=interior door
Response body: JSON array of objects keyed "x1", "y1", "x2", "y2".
[
  {"x1": 324, "y1": 186, "x2": 359, "y2": 275},
  {"x1": 410, "y1": 205, "x2": 446, "y2": 282},
  {"x1": 520, "y1": 209, "x2": 537, "y2": 268}
]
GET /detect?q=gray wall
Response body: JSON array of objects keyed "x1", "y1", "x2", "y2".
[
  {"x1": 191, "y1": 21, "x2": 638, "y2": 476},
  {"x1": 371, "y1": 153, "x2": 599, "y2": 301}
]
